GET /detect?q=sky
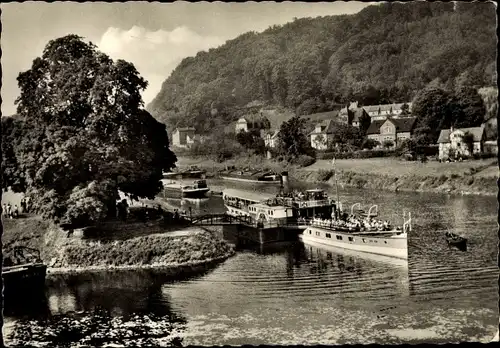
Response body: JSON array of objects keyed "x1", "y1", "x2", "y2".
[{"x1": 1, "y1": 1, "x2": 372, "y2": 116}]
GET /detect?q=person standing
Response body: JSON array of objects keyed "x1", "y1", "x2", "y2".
[
  {"x1": 6, "y1": 203, "x2": 12, "y2": 219},
  {"x1": 20, "y1": 198, "x2": 26, "y2": 213}
]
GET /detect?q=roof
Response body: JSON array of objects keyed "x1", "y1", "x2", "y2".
[
  {"x1": 351, "y1": 108, "x2": 366, "y2": 122},
  {"x1": 365, "y1": 117, "x2": 416, "y2": 135},
  {"x1": 222, "y1": 188, "x2": 274, "y2": 202},
  {"x1": 363, "y1": 102, "x2": 412, "y2": 114},
  {"x1": 175, "y1": 127, "x2": 195, "y2": 132},
  {"x1": 437, "y1": 126, "x2": 485, "y2": 144},
  {"x1": 366, "y1": 120, "x2": 386, "y2": 135},
  {"x1": 310, "y1": 119, "x2": 336, "y2": 135}
]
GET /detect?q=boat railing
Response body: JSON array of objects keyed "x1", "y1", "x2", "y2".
[
  {"x1": 403, "y1": 211, "x2": 412, "y2": 233},
  {"x1": 350, "y1": 203, "x2": 361, "y2": 215},
  {"x1": 368, "y1": 205, "x2": 379, "y2": 217}
]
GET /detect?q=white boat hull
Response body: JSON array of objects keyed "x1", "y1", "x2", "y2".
[{"x1": 301, "y1": 225, "x2": 408, "y2": 260}]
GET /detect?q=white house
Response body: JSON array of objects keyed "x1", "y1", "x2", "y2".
[
  {"x1": 437, "y1": 126, "x2": 486, "y2": 160},
  {"x1": 263, "y1": 129, "x2": 279, "y2": 148},
  {"x1": 310, "y1": 120, "x2": 335, "y2": 150},
  {"x1": 172, "y1": 127, "x2": 195, "y2": 148},
  {"x1": 235, "y1": 113, "x2": 270, "y2": 133}
]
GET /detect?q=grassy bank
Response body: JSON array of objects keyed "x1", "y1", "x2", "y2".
[
  {"x1": 2, "y1": 215, "x2": 234, "y2": 273},
  {"x1": 295, "y1": 158, "x2": 498, "y2": 196},
  {"x1": 176, "y1": 156, "x2": 498, "y2": 196}
]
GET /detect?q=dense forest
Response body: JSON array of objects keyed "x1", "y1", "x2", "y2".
[{"x1": 147, "y1": 2, "x2": 497, "y2": 134}]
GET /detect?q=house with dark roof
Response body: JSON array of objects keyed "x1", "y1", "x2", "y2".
[
  {"x1": 366, "y1": 117, "x2": 417, "y2": 148},
  {"x1": 235, "y1": 113, "x2": 271, "y2": 133},
  {"x1": 172, "y1": 127, "x2": 196, "y2": 148},
  {"x1": 437, "y1": 125, "x2": 486, "y2": 160},
  {"x1": 363, "y1": 102, "x2": 412, "y2": 121},
  {"x1": 309, "y1": 119, "x2": 336, "y2": 150}
]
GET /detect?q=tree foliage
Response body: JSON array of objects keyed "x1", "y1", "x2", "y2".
[
  {"x1": 147, "y1": 2, "x2": 496, "y2": 133},
  {"x1": 412, "y1": 87, "x2": 486, "y2": 142},
  {"x1": 5, "y1": 35, "x2": 177, "y2": 225},
  {"x1": 276, "y1": 116, "x2": 314, "y2": 161}
]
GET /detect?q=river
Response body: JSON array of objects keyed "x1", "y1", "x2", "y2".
[{"x1": 3, "y1": 180, "x2": 499, "y2": 345}]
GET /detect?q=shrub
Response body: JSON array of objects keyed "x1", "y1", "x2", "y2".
[
  {"x1": 317, "y1": 169, "x2": 334, "y2": 181},
  {"x1": 382, "y1": 140, "x2": 394, "y2": 149},
  {"x1": 362, "y1": 139, "x2": 379, "y2": 150},
  {"x1": 295, "y1": 155, "x2": 316, "y2": 167}
]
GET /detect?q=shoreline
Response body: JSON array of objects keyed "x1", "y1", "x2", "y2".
[
  {"x1": 175, "y1": 156, "x2": 497, "y2": 197},
  {"x1": 46, "y1": 249, "x2": 235, "y2": 275}
]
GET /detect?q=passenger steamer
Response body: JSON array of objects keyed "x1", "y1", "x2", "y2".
[{"x1": 222, "y1": 188, "x2": 410, "y2": 260}]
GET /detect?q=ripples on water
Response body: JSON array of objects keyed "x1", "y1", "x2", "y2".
[{"x1": 3, "y1": 182, "x2": 499, "y2": 345}]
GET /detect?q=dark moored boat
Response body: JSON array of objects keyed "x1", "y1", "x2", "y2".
[
  {"x1": 219, "y1": 169, "x2": 281, "y2": 184},
  {"x1": 2, "y1": 246, "x2": 47, "y2": 298},
  {"x1": 163, "y1": 166, "x2": 206, "y2": 180},
  {"x1": 445, "y1": 231, "x2": 467, "y2": 251}
]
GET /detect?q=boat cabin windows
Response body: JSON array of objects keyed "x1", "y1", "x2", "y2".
[
  {"x1": 316, "y1": 231, "x2": 320, "y2": 236},
  {"x1": 336, "y1": 235, "x2": 343, "y2": 240},
  {"x1": 362, "y1": 238, "x2": 366, "y2": 243},
  {"x1": 326, "y1": 233, "x2": 332, "y2": 238},
  {"x1": 348, "y1": 237, "x2": 354, "y2": 242}
]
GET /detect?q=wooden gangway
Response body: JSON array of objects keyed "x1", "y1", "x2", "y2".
[{"x1": 188, "y1": 213, "x2": 254, "y2": 226}]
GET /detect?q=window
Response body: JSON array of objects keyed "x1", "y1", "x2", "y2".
[
  {"x1": 316, "y1": 231, "x2": 320, "y2": 236},
  {"x1": 336, "y1": 235, "x2": 343, "y2": 240},
  {"x1": 326, "y1": 233, "x2": 331, "y2": 238},
  {"x1": 348, "y1": 237, "x2": 354, "y2": 242},
  {"x1": 362, "y1": 238, "x2": 366, "y2": 243},
  {"x1": 309, "y1": 230, "x2": 311, "y2": 234},
  {"x1": 384, "y1": 241, "x2": 387, "y2": 244}
]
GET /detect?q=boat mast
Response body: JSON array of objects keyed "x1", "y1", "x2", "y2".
[{"x1": 333, "y1": 157, "x2": 340, "y2": 212}]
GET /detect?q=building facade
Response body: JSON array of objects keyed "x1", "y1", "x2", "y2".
[
  {"x1": 437, "y1": 126, "x2": 486, "y2": 160},
  {"x1": 235, "y1": 113, "x2": 271, "y2": 133},
  {"x1": 263, "y1": 129, "x2": 279, "y2": 148},
  {"x1": 366, "y1": 117, "x2": 417, "y2": 147},
  {"x1": 172, "y1": 127, "x2": 196, "y2": 148},
  {"x1": 310, "y1": 120, "x2": 335, "y2": 150}
]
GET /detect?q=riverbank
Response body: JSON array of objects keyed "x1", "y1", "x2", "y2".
[
  {"x1": 176, "y1": 156, "x2": 498, "y2": 196},
  {"x1": 2, "y1": 215, "x2": 234, "y2": 274}
]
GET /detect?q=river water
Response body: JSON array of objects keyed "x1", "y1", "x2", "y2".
[{"x1": 3, "y1": 180, "x2": 499, "y2": 345}]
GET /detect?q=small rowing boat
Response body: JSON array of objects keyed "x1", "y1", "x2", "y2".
[{"x1": 445, "y1": 231, "x2": 467, "y2": 251}]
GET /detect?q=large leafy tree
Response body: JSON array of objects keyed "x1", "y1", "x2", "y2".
[
  {"x1": 412, "y1": 86, "x2": 486, "y2": 143},
  {"x1": 8, "y1": 35, "x2": 177, "y2": 225},
  {"x1": 276, "y1": 116, "x2": 314, "y2": 161},
  {"x1": 452, "y1": 86, "x2": 486, "y2": 128}
]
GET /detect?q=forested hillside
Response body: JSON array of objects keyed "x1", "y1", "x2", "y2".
[{"x1": 147, "y1": 2, "x2": 496, "y2": 134}]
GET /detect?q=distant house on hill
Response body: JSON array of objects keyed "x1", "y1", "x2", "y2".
[
  {"x1": 350, "y1": 107, "x2": 370, "y2": 128},
  {"x1": 366, "y1": 117, "x2": 417, "y2": 147},
  {"x1": 437, "y1": 125, "x2": 486, "y2": 160},
  {"x1": 310, "y1": 119, "x2": 336, "y2": 150},
  {"x1": 172, "y1": 127, "x2": 196, "y2": 148},
  {"x1": 363, "y1": 102, "x2": 412, "y2": 120},
  {"x1": 262, "y1": 129, "x2": 279, "y2": 148},
  {"x1": 339, "y1": 101, "x2": 359, "y2": 123},
  {"x1": 235, "y1": 113, "x2": 271, "y2": 133}
]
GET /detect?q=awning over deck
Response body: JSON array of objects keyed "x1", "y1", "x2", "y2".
[{"x1": 222, "y1": 188, "x2": 275, "y2": 203}]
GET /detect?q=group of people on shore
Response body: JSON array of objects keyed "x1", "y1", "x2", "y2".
[
  {"x1": 298, "y1": 214, "x2": 393, "y2": 232},
  {"x1": 2, "y1": 198, "x2": 30, "y2": 219}
]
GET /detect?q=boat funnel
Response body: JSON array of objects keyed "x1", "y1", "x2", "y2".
[{"x1": 281, "y1": 171, "x2": 289, "y2": 193}]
